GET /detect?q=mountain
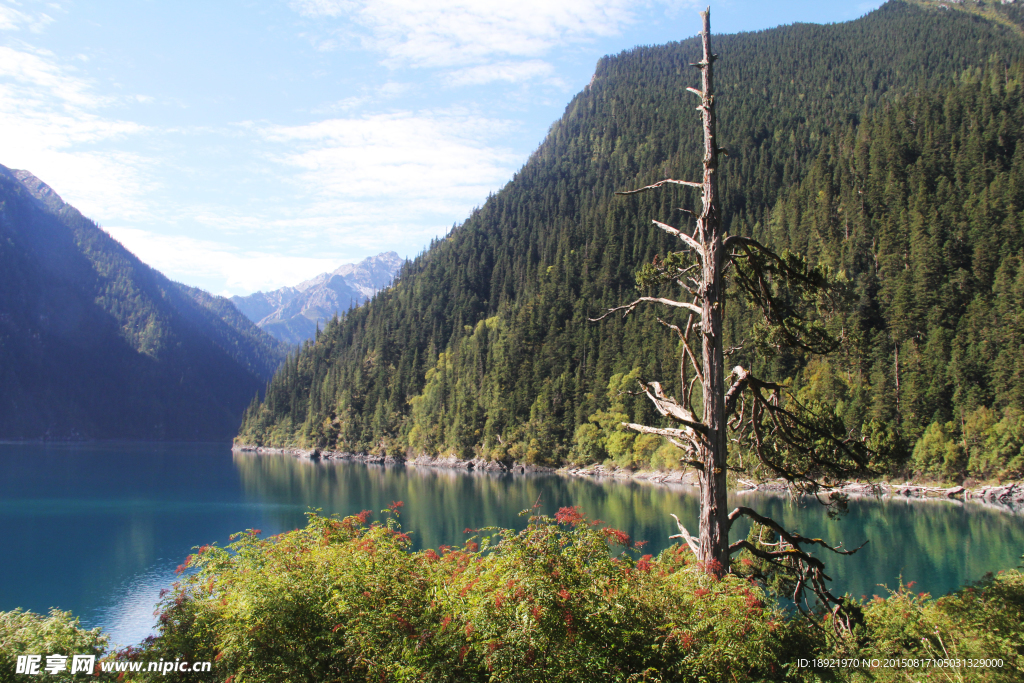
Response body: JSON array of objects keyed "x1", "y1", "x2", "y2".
[
  {"x1": 0, "y1": 166, "x2": 287, "y2": 440},
  {"x1": 230, "y1": 252, "x2": 404, "y2": 345},
  {"x1": 238, "y1": 1, "x2": 1024, "y2": 479}
]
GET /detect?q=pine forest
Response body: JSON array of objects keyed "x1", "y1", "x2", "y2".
[{"x1": 237, "y1": 0, "x2": 1024, "y2": 484}]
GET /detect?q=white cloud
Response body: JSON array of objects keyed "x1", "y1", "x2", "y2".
[
  {"x1": 445, "y1": 59, "x2": 557, "y2": 87},
  {"x1": 254, "y1": 109, "x2": 519, "y2": 235},
  {"x1": 0, "y1": 4, "x2": 30, "y2": 31},
  {"x1": 291, "y1": 0, "x2": 675, "y2": 69},
  {"x1": 0, "y1": 44, "x2": 154, "y2": 220},
  {"x1": 103, "y1": 226, "x2": 346, "y2": 296}
]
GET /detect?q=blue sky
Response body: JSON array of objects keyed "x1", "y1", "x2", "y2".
[{"x1": 0, "y1": 0, "x2": 884, "y2": 296}]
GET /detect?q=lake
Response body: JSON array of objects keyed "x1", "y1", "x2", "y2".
[{"x1": 1, "y1": 441, "x2": 1022, "y2": 647}]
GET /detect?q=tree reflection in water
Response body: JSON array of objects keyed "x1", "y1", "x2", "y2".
[{"x1": 233, "y1": 452, "x2": 1024, "y2": 602}]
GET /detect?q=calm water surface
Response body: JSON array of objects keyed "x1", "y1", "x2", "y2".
[{"x1": 1, "y1": 441, "x2": 1022, "y2": 646}]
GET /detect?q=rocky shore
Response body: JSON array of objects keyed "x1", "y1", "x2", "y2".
[
  {"x1": 231, "y1": 444, "x2": 555, "y2": 474},
  {"x1": 231, "y1": 444, "x2": 1022, "y2": 509}
]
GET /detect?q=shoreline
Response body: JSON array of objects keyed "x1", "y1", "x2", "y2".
[{"x1": 231, "y1": 444, "x2": 1023, "y2": 509}]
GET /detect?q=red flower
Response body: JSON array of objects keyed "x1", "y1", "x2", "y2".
[
  {"x1": 634, "y1": 540, "x2": 648, "y2": 549},
  {"x1": 465, "y1": 622, "x2": 474, "y2": 636},
  {"x1": 637, "y1": 554, "x2": 653, "y2": 572},
  {"x1": 603, "y1": 527, "x2": 631, "y2": 547},
  {"x1": 699, "y1": 558, "x2": 722, "y2": 575},
  {"x1": 557, "y1": 588, "x2": 570, "y2": 601},
  {"x1": 355, "y1": 510, "x2": 371, "y2": 523},
  {"x1": 555, "y1": 506, "x2": 585, "y2": 526},
  {"x1": 389, "y1": 501, "x2": 404, "y2": 510},
  {"x1": 694, "y1": 588, "x2": 710, "y2": 598},
  {"x1": 441, "y1": 616, "x2": 452, "y2": 631},
  {"x1": 424, "y1": 549, "x2": 440, "y2": 562},
  {"x1": 530, "y1": 606, "x2": 542, "y2": 621}
]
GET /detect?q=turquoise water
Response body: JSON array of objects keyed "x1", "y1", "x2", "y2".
[{"x1": 1, "y1": 441, "x2": 1022, "y2": 646}]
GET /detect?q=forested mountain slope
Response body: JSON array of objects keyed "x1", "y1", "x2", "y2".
[
  {"x1": 0, "y1": 167, "x2": 287, "y2": 440},
  {"x1": 239, "y1": 1, "x2": 1024, "y2": 479}
]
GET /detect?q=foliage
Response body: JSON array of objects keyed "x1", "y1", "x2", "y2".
[
  {"x1": 0, "y1": 609, "x2": 108, "y2": 681},
  {"x1": 3, "y1": 522, "x2": 1022, "y2": 682},
  {"x1": 237, "y1": 2, "x2": 1024, "y2": 483},
  {"x1": 126, "y1": 508, "x2": 807, "y2": 683},
  {"x1": 0, "y1": 168, "x2": 286, "y2": 440},
  {"x1": 828, "y1": 564, "x2": 1024, "y2": 682}
]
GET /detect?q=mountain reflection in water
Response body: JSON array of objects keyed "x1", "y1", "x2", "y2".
[{"x1": 234, "y1": 452, "x2": 1024, "y2": 604}]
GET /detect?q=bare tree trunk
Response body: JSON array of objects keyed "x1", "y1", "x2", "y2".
[
  {"x1": 602, "y1": 7, "x2": 871, "y2": 621},
  {"x1": 694, "y1": 9, "x2": 729, "y2": 574}
]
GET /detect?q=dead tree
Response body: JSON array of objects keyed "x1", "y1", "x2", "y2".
[{"x1": 592, "y1": 8, "x2": 872, "y2": 628}]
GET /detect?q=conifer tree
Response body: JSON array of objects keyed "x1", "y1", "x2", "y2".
[{"x1": 595, "y1": 8, "x2": 875, "y2": 626}]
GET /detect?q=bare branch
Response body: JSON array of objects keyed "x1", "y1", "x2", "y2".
[
  {"x1": 656, "y1": 318, "x2": 704, "y2": 388},
  {"x1": 727, "y1": 507, "x2": 867, "y2": 557},
  {"x1": 685, "y1": 87, "x2": 702, "y2": 98},
  {"x1": 669, "y1": 514, "x2": 700, "y2": 555},
  {"x1": 653, "y1": 220, "x2": 703, "y2": 254},
  {"x1": 724, "y1": 365, "x2": 783, "y2": 416},
  {"x1": 615, "y1": 178, "x2": 702, "y2": 196},
  {"x1": 622, "y1": 422, "x2": 704, "y2": 447},
  {"x1": 721, "y1": 234, "x2": 764, "y2": 251},
  {"x1": 589, "y1": 296, "x2": 702, "y2": 322},
  {"x1": 638, "y1": 380, "x2": 705, "y2": 432}
]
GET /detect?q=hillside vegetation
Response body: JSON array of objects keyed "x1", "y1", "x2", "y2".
[
  {"x1": 238, "y1": 1, "x2": 1024, "y2": 481},
  {"x1": 0, "y1": 167, "x2": 286, "y2": 440}
]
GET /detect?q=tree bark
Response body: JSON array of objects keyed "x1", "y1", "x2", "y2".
[{"x1": 693, "y1": 9, "x2": 729, "y2": 574}]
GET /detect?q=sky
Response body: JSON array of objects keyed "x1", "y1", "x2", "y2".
[{"x1": 0, "y1": 0, "x2": 885, "y2": 296}]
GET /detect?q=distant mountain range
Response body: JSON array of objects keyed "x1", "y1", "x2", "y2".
[
  {"x1": 0, "y1": 165, "x2": 287, "y2": 440},
  {"x1": 230, "y1": 252, "x2": 404, "y2": 345}
]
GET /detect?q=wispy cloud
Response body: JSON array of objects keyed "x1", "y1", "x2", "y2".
[
  {"x1": 0, "y1": 43, "x2": 154, "y2": 220},
  {"x1": 250, "y1": 109, "x2": 520, "y2": 245},
  {"x1": 290, "y1": 0, "x2": 683, "y2": 82},
  {"x1": 445, "y1": 60, "x2": 558, "y2": 87},
  {"x1": 0, "y1": 2, "x2": 53, "y2": 33},
  {"x1": 103, "y1": 226, "x2": 344, "y2": 296}
]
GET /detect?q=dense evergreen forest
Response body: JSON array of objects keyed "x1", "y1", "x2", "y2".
[
  {"x1": 0, "y1": 167, "x2": 287, "y2": 440},
  {"x1": 238, "y1": 1, "x2": 1024, "y2": 481}
]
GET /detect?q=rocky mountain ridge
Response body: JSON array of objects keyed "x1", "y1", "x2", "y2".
[{"x1": 230, "y1": 252, "x2": 404, "y2": 345}]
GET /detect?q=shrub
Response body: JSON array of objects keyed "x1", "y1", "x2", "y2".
[
  {"x1": 129, "y1": 507, "x2": 805, "y2": 682},
  {"x1": 0, "y1": 609, "x2": 108, "y2": 681},
  {"x1": 828, "y1": 565, "x2": 1024, "y2": 682}
]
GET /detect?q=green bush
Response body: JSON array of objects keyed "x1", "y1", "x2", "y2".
[
  {"x1": 5, "y1": 518, "x2": 1020, "y2": 682},
  {"x1": 129, "y1": 507, "x2": 807, "y2": 682},
  {"x1": 0, "y1": 609, "x2": 108, "y2": 682},
  {"x1": 828, "y1": 567, "x2": 1024, "y2": 682}
]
